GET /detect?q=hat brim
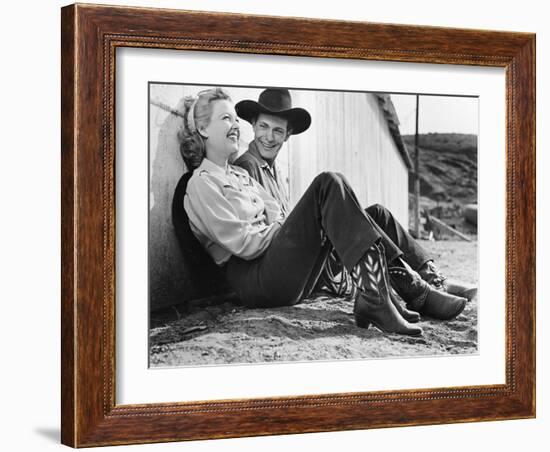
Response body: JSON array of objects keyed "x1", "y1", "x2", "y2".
[{"x1": 235, "y1": 100, "x2": 311, "y2": 135}]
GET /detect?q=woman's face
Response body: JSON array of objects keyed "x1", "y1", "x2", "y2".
[{"x1": 200, "y1": 99, "x2": 240, "y2": 161}]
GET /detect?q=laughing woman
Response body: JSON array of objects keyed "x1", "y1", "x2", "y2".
[{"x1": 178, "y1": 87, "x2": 468, "y2": 337}]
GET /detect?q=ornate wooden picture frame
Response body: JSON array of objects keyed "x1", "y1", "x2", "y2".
[{"x1": 61, "y1": 3, "x2": 535, "y2": 447}]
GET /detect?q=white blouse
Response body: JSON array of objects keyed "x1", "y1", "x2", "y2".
[{"x1": 184, "y1": 157, "x2": 283, "y2": 265}]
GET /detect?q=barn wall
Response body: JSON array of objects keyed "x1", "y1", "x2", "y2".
[
  {"x1": 289, "y1": 91, "x2": 409, "y2": 224},
  {"x1": 149, "y1": 84, "x2": 188, "y2": 310}
]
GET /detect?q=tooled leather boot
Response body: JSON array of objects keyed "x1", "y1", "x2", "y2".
[
  {"x1": 316, "y1": 249, "x2": 356, "y2": 298},
  {"x1": 389, "y1": 287, "x2": 421, "y2": 323},
  {"x1": 352, "y1": 243, "x2": 422, "y2": 336},
  {"x1": 389, "y1": 264, "x2": 467, "y2": 320},
  {"x1": 417, "y1": 260, "x2": 478, "y2": 301}
]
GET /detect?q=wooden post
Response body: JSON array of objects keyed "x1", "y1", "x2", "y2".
[{"x1": 413, "y1": 95, "x2": 421, "y2": 237}]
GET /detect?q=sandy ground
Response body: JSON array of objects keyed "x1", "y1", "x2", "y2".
[{"x1": 150, "y1": 240, "x2": 478, "y2": 367}]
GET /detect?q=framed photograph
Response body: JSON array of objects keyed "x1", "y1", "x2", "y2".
[{"x1": 61, "y1": 3, "x2": 535, "y2": 447}]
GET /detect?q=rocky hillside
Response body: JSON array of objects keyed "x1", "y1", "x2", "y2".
[
  {"x1": 403, "y1": 133, "x2": 478, "y2": 204},
  {"x1": 403, "y1": 133, "x2": 478, "y2": 236}
]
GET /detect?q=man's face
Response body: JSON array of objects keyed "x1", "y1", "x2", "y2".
[{"x1": 252, "y1": 113, "x2": 290, "y2": 163}]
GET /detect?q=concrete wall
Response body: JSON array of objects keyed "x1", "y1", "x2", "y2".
[{"x1": 149, "y1": 85, "x2": 408, "y2": 310}]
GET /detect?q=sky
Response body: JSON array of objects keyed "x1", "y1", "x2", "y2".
[{"x1": 390, "y1": 94, "x2": 478, "y2": 136}]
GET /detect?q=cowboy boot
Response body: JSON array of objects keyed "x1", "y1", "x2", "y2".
[
  {"x1": 418, "y1": 260, "x2": 478, "y2": 301},
  {"x1": 316, "y1": 249, "x2": 356, "y2": 298},
  {"x1": 389, "y1": 287, "x2": 421, "y2": 323},
  {"x1": 352, "y1": 243, "x2": 422, "y2": 336},
  {"x1": 389, "y1": 264, "x2": 467, "y2": 320}
]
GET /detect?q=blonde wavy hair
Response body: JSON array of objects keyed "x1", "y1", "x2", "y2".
[{"x1": 177, "y1": 87, "x2": 232, "y2": 170}]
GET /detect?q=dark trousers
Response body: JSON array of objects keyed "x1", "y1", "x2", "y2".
[
  {"x1": 310, "y1": 204, "x2": 432, "y2": 296},
  {"x1": 226, "y1": 172, "x2": 380, "y2": 308},
  {"x1": 366, "y1": 204, "x2": 431, "y2": 271}
]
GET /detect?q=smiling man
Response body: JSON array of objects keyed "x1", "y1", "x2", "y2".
[{"x1": 233, "y1": 88, "x2": 311, "y2": 218}]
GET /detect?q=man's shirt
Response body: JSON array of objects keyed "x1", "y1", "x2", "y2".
[{"x1": 233, "y1": 141, "x2": 290, "y2": 218}]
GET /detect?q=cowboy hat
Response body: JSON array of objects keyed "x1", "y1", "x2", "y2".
[{"x1": 235, "y1": 88, "x2": 311, "y2": 135}]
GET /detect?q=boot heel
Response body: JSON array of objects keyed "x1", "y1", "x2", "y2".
[{"x1": 355, "y1": 317, "x2": 371, "y2": 329}]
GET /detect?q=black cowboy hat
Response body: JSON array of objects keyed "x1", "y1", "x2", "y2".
[{"x1": 235, "y1": 88, "x2": 311, "y2": 135}]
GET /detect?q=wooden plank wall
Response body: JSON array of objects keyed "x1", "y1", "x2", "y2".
[{"x1": 289, "y1": 90, "x2": 409, "y2": 225}]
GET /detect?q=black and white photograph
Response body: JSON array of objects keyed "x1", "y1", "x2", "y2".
[{"x1": 148, "y1": 83, "x2": 479, "y2": 367}]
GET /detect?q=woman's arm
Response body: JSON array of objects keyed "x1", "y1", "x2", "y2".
[
  {"x1": 250, "y1": 177, "x2": 284, "y2": 225},
  {"x1": 185, "y1": 174, "x2": 281, "y2": 260}
]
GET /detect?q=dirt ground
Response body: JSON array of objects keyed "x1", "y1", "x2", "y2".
[{"x1": 150, "y1": 240, "x2": 478, "y2": 367}]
